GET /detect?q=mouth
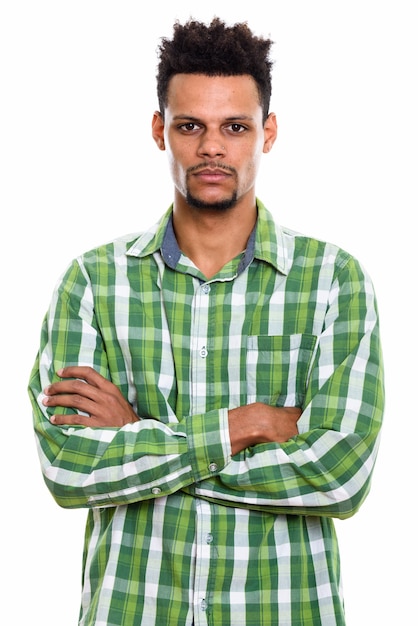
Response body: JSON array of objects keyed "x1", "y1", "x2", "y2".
[
  {"x1": 194, "y1": 170, "x2": 231, "y2": 183},
  {"x1": 188, "y1": 163, "x2": 235, "y2": 184}
]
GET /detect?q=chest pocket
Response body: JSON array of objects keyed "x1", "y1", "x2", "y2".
[{"x1": 246, "y1": 333, "x2": 317, "y2": 407}]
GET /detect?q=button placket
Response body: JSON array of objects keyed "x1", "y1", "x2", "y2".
[{"x1": 190, "y1": 280, "x2": 211, "y2": 414}]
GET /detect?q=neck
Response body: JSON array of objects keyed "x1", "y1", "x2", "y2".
[{"x1": 172, "y1": 199, "x2": 257, "y2": 279}]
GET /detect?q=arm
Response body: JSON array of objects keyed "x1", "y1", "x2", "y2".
[
  {"x1": 28, "y1": 258, "x2": 231, "y2": 509},
  {"x1": 190, "y1": 256, "x2": 385, "y2": 519},
  {"x1": 37, "y1": 364, "x2": 302, "y2": 507},
  {"x1": 30, "y1": 252, "x2": 383, "y2": 517},
  {"x1": 43, "y1": 372, "x2": 301, "y2": 448}
]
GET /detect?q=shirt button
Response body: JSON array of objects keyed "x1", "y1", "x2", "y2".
[
  {"x1": 201, "y1": 599, "x2": 207, "y2": 611},
  {"x1": 206, "y1": 533, "x2": 214, "y2": 544},
  {"x1": 209, "y1": 462, "x2": 218, "y2": 472},
  {"x1": 199, "y1": 347, "x2": 208, "y2": 358},
  {"x1": 201, "y1": 284, "x2": 211, "y2": 294},
  {"x1": 151, "y1": 487, "x2": 161, "y2": 495}
]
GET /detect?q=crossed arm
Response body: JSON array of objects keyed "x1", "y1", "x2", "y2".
[
  {"x1": 31, "y1": 251, "x2": 384, "y2": 516},
  {"x1": 43, "y1": 366, "x2": 302, "y2": 457}
]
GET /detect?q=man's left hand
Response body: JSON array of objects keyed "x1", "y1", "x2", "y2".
[{"x1": 42, "y1": 366, "x2": 139, "y2": 427}]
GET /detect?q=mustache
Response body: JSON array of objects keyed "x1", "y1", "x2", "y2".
[{"x1": 187, "y1": 162, "x2": 237, "y2": 175}]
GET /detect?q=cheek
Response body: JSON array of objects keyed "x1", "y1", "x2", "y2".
[
  {"x1": 165, "y1": 140, "x2": 192, "y2": 179},
  {"x1": 166, "y1": 152, "x2": 189, "y2": 193},
  {"x1": 166, "y1": 150, "x2": 182, "y2": 179},
  {"x1": 240, "y1": 151, "x2": 262, "y2": 181}
]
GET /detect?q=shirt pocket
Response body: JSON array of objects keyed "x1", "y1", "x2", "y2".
[{"x1": 245, "y1": 333, "x2": 317, "y2": 407}]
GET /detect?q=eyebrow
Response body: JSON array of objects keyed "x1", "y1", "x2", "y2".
[{"x1": 172, "y1": 115, "x2": 255, "y2": 122}]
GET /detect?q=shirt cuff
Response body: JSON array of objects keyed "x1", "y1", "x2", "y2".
[{"x1": 186, "y1": 408, "x2": 231, "y2": 482}]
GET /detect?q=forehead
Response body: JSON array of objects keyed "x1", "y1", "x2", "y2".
[{"x1": 165, "y1": 73, "x2": 262, "y2": 116}]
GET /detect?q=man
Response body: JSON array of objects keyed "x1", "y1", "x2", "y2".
[{"x1": 29, "y1": 18, "x2": 384, "y2": 626}]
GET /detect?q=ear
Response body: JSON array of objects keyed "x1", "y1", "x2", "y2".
[
  {"x1": 263, "y1": 112, "x2": 278, "y2": 153},
  {"x1": 152, "y1": 111, "x2": 165, "y2": 150}
]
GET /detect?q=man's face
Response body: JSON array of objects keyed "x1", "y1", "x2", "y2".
[{"x1": 152, "y1": 74, "x2": 277, "y2": 212}]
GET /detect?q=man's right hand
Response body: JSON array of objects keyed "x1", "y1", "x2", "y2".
[{"x1": 228, "y1": 403, "x2": 302, "y2": 456}]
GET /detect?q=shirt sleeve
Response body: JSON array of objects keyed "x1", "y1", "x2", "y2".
[
  {"x1": 191, "y1": 256, "x2": 385, "y2": 519},
  {"x1": 28, "y1": 258, "x2": 231, "y2": 509}
]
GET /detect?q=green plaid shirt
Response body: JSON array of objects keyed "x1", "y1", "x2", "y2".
[{"x1": 29, "y1": 200, "x2": 384, "y2": 626}]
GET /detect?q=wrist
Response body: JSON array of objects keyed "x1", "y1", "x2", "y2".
[{"x1": 228, "y1": 404, "x2": 261, "y2": 455}]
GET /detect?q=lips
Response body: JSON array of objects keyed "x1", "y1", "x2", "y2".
[
  {"x1": 194, "y1": 168, "x2": 230, "y2": 182},
  {"x1": 189, "y1": 163, "x2": 235, "y2": 184}
]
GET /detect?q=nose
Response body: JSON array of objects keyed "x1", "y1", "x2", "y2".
[{"x1": 197, "y1": 130, "x2": 226, "y2": 158}]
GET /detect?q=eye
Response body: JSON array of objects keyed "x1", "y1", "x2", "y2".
[
  {"x1": 227, "y1": 123, "x2": 247, "y2": 133},
  {"x1": 178, "y1": 122, "x2": 201, "y2": 132}
]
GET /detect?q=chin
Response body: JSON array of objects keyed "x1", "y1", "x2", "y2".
[{"x1": 186, "y1": 191, "x2": 238, "y2": 212}]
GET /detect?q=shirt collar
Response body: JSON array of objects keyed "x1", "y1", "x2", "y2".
[
  {"x1": 253, "y1": 199, "x2": 290, "y2": 275},
  {"x1": 126, "y1": 200, "x2": 290, "y2": 276}
]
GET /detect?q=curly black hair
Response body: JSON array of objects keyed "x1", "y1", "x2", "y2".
[{"x1": 156, "y1": 18, "x2": 274, "y2": 122}]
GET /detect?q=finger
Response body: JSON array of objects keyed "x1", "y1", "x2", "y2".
[
  {"x1": 42, "y1": 392, "x2": 97, "y2": 415},
  {"x1": 44, "y1": 379, "x2": 101, "y2": 401},
  {"x1": 50, "y1": 413, "x2": 92, "y2": 426},
  {"x1": 57, "y1": 366, "x2": 109, "y2": 389}
]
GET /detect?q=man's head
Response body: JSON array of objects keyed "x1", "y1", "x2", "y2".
[
  {"x1": 156, "y1": 18, "x2": 274, "y2": 123},
  {"x1": 152, "y1": 18, "x2": 277, "y2": 214}
]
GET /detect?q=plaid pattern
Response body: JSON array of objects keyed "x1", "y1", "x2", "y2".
[{"x1": 29, "y1": 200, "x2": 384, "y2": 625}]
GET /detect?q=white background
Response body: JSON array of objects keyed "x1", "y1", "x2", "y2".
[{"x1": 1, "y1": 1, "x2": 417, "y2": 624}]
